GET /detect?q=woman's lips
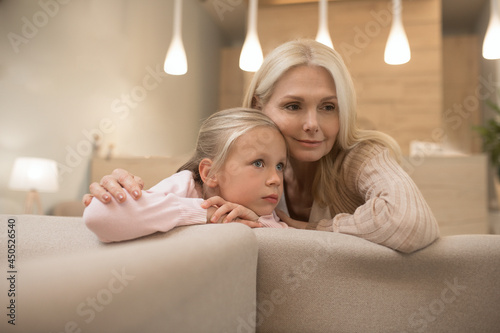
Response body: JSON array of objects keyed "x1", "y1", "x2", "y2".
[{"x1": 296, "y1": 139, "x2": 323, "y2": 147}]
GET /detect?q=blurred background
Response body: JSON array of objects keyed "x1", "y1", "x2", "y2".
[{"x1": 0, "y1": 0, "x2": 498, "y2": 235}]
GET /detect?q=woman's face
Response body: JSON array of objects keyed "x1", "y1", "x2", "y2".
[{"x1": 260, "y1": 65, "x2": 340, "y2": 163}]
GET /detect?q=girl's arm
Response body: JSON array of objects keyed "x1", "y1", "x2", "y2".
[
  {"x1": 312, "y1": 144, "x2": 440, "y2": 253},
  {"x1": 258, "y1": 211, "x2": 290, "y2": 229},
  {"x1": 201, "y1": 197, "x2": 287, "y2": 228},
  {"x1": 83, "y1": 171, "x2": 206, "y2": 243}
]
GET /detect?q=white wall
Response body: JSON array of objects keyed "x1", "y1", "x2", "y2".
[{"x1": 0, "y1": 0, "x2": 225, "y2": 214}]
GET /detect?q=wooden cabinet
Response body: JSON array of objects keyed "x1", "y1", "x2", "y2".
[{"x1": 408, "y1": 155, "x2": 488, "y2": 235}]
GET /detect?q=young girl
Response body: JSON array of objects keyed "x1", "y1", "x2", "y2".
[{"x1": 83, "y1": 108, "x2": 289, "y2": 243}]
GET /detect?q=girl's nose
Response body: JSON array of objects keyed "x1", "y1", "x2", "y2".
[{"x1": 266, "y1": 168, "x2": 281, "y2": 186}]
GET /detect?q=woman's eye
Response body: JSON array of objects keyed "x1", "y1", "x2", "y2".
[
  {"x1": 276, "y1": 163, "x2": 285, "y2": 171},
  {"x1": 285, "y1": 103, "x2": 300, "y2": 111},
  {"x1": 253, "y1": 160, "x2": 264, "y2": 167},
  {"x1": 322, "y1": 104, "x2": 336, "y2": 111}
]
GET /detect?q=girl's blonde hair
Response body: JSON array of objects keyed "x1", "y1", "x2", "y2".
[
  {"x1": 177, "y1": 107, "x2": 283, "y2": 185},
  {"x1": 243, "y1": 39, "x2": 402, "y2": 206}
]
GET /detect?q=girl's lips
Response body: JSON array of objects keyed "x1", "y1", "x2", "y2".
[{"x1": 263, "y1": 194, "x2": 279, "y2": 203}]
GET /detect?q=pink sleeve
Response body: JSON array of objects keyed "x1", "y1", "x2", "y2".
[
  {"x1": 83, "y1": 171, "x2": 206, "y2": 243},
  {"x1": 258, "y1": 212, "x2": 290, "y2": 228}
]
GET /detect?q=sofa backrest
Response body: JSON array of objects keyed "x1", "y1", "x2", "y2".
[{"x1": 253, "y1": 228, "x2": 500, "y2": 333}]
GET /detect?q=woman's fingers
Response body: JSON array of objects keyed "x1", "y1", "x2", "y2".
[
  {"x1": 85, "y1": 168, "x2": 144, "y2": 205},
  {"x1": 99, "y1": 175, "x2": 127, "y2": 202},
  {"x1": 82, "y1": 193, "x2": 94, "y2": 207},
  {"x1": 109, "y1": 168, "x2": 143, "y2": 200},
  {"x1": 88, "y1": 181, "x2": 113, "y2": 204}
]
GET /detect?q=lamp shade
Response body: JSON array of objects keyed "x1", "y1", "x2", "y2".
[
  {"x1": 164, "y1": 0, "x2": 187, "y2": 75},
  {"x1": 9, "y1": 157, "x2": 59, "y2": 193},
  {"x1": 239, "y1": 0, "x2": 263, "y2": 72},
  {"x1": 483, "y1": 0, "x2": 500, "y2": 60},
  {"x1": 384, "y1": 0, "x2": 411, "y2": 65},
  {"x1": 315, "y1": 0, "x2": 334, "y2": 49}
]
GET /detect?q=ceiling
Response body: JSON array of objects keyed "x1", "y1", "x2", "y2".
[{"x1": 200, "y1": 0, "x2": 490, "y2": 44}]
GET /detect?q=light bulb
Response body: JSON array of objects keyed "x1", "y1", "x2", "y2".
[
  {"x1": 384, "y1": 0, "x2": 411, "y2": 65},
  {"x1": 164, "y1": 36, "x2": 187, "y2": 75},
  {"x1": 164, "y1": 0, "x2": 187, "y2": 75},
  {"x1": 483, "y1": 0, "x2": 500, "y2": 60},
  {"x1": 315, "y1": 0, "x2": 334, "y2": 49},
  {"x1": 239, "y1": 0, "x2": 263, "y2": 72}
]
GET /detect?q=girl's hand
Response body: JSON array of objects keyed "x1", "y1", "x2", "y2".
[
  {"x1": 201, "y1": 196, "x2": 262, "y2": 228},
  {"x1": 82, "y1": 168, "x2": 144, "y2": 206},
  {"x1": 275, "y1": 209, "x2": 308, "y2": 229}
]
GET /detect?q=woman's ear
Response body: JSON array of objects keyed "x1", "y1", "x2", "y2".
[
  {"x1": 252, "y1": 96, "x2": 262, "y2": 110},
  {"x1": 199, "y1": 158, "x2": 218, "y2": 188}
]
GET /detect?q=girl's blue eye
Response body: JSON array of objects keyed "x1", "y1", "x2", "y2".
[
  {"x1": 253, "y1": 160, "x2": 264, "y2": 167},
  {"x1": 276, "y1": 163, "x2": 285, "y2": 171}
]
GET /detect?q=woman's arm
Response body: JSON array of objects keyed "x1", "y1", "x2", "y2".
[
  {"x1": 83, "y1": 171, "x2": 206, "y2": 243},
  {"x1": 315, "y1": 144, "x2": 440, "y2": 253}
]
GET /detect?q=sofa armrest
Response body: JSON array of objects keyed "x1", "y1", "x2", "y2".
[
  {"x1": 0, "y1": 215, "x2": 258, "y2": 333},
  {"x1": 253, "y1": 229, "x2": 500, "y2": 333}
]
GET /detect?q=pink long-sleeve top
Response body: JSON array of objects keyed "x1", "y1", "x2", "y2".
[{"x1": 83, "y1": 170, "x2": 288, "y2": 243}]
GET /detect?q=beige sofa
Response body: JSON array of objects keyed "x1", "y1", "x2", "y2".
[{"x1": 1, "y1": 214, "x2": 499, "y2": 333}]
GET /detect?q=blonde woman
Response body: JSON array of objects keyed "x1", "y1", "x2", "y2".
[
  {"x1": 84, "y1": 108, "x2": 289, "y2": 243},
  {"x1": 84, "y1": 39, "x2": 439, "y2": 252}
]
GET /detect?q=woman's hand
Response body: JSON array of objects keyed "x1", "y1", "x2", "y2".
[
  {"x1": 201, "y1": 196, "x2": 262, "y2": 228},
  {"x1": 82, "y1": 168, "x2": 144, "y2": 207},
  {"x1": 275, "y1": 209, "x2": 308, "y2": 229}
]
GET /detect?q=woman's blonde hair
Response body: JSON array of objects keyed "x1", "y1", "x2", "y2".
[
  {"x1": 243, "y1": 39, "x2": 402, "y2": 206},
  {"x1": 177, "y1": 107, "x2": 283, "y2": 185}
]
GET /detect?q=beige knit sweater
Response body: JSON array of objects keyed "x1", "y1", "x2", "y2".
[{"x1": 279, "y1": 143, "x2": 440, "y2": 253}]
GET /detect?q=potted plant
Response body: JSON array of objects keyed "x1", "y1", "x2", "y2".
[{"x1": 474, "y1": 98, "x2": 500, "y2": 208}]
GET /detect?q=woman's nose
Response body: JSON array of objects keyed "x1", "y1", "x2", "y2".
[{"x1": 303, "y1": 109, "x2": 319, "y2": 132}]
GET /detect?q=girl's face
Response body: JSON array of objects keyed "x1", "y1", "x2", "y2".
[
  {"x1": 260, "y1": 65, "x2": 340, "y2": 162},
  {"x1": 216, "y1": 127, "x2": 287, "y2": 216}
]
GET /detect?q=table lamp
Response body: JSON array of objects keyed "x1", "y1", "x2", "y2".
[{"x1": 9, "y1": 157, "x2": 59, "y2": 214}]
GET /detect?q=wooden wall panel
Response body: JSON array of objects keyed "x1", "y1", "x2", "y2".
[
  {"x1": 255, "y1": 0, "x2": 443, "y2": 155},
  {"x1": 218, "y1": 47, "x2": 246, "y2": 110},
  {"x1": 409, "y1": 155, "x2": 488, "y2": 235},
  {"x1": 442, "y1": 35, "x2": 481, "y2": 154}
]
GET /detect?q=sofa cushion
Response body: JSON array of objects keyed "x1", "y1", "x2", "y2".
[
  {"x1": 0, "y1": 215, "x2": 258, "y2": 333},
  {"x1": 253, "y1": 228, "x2": 500, "y2": 333}
]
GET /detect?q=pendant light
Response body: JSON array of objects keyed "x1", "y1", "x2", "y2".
[
  {"x1": 384, "y1": 0, "x2": 411, "y2": 65},
  {"x1": 483, "y1": 0, "x2": 500, "y2": 60},
  {"x1": 315, "y1": 0, "x2": 334, "y2": 49},
  {"x1": 164, "y1": 0, "x2": 187, "y2": 75},
  {"x1": 239, "y1": 0, "x2": 263, "y2": 72}
]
